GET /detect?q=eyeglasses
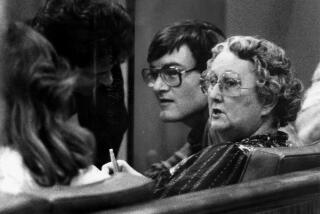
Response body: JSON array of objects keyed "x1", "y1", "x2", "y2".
[
  {"x1": 141, "y1": 65, "x2": 198, "y2": 87},
  {"x1": 200, "y1": 69, "x2": 252, "y2": 97}
]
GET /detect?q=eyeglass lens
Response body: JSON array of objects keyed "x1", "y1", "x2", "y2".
[
  {"x1": 201, "y1": 71, "x2": 242, "y2": 96},
  {"x1": 143, "y1": 67, "x2": 181, "y2": 87}
]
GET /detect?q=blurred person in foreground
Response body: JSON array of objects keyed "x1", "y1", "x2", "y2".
[
  {"x1": 0, "y1": 22, "x2": 109, "y2": 194},
  {"x1": 32, "y1": 0, "x2": 134, "y2": 168},
  {"x1": 296, "y1": 62, "x2": 320, "y2": 145},
  {"x1": 105, "y1": 35, "x2": 303, "y2": 198}
]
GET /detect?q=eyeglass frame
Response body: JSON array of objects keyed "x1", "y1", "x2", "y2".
[
  {"x1": 141, "y1": 65, "x2": 200, "y2": 87},
  {"x1": 200, "y1": 69, "x2": 253, "y2": 97}
]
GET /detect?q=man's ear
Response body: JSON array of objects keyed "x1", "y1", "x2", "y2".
[{"x1": 261, "y1": 95, "x2": 278, "y2": 116}]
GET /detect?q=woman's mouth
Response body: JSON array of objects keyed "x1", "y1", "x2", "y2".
[{"x1": 211, "y1": 108, "x2": 223, "y2": 118}]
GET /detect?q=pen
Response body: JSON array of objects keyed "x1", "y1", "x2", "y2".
[{"x1": 109, "y1": 148, "x2": 120, "y2": 173}]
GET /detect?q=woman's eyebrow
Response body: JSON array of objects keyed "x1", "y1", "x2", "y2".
[
  {"x1": 224, "y1": 69, "x2": 237, "y2": 73},
  {"x1": 206, "y1": 69, "x2": 239, "y2": 78},
  {"x1": 205, "y1": 67, "x2": 216, "y2": 75}
]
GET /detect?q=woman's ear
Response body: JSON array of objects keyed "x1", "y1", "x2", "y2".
[{"x1": 261, "y1": 95, "x2": 278, "y2": 116}]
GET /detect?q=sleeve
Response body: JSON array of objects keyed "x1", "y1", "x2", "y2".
[
  {"x1": 143, "y1": 143, "x2": 192, "y2": 179},
  {"x1": 75, "y1": 64, "x2": 129, "y2": 168},
  {"x1": 158, "y1": 144, "x2": 248, "y2": 198},
  {"x1": 144, "y1": 121, "x2": 206, "y2": 179},
  {"x1": 94, "y1": 64, "x2": 129, "y2": 166}
]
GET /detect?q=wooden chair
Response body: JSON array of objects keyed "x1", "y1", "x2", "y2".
[{"x1": 105, "y1": 169, "x2": 320, "y2": 214}]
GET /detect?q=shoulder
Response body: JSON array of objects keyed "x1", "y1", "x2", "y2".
[
  {"x1": 0, "y1": 147, "x2": 37, "y2": 194},
  {"x1": 237, "y1": 131, "x2": 289, "y2": 151}
]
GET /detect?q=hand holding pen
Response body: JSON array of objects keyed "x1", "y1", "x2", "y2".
[{"x1": 101, "y1": 149, "x2": 144, "y2": 177}]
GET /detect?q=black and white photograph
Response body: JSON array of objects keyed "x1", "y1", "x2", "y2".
[{"x1": 0, "y1": 0, "x2": 320, "y2": 213}]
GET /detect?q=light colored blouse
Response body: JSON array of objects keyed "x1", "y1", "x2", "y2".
[{"x1": 0, "y1": 147, "x2": 109, "y2": 194}]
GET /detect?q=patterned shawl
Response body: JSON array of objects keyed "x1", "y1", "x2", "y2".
[{"x1": 154, "y1": 131, "x2": 288, "y2": 198}]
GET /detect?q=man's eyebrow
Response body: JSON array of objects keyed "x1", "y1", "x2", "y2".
[
  {"x1": 150, "y1": 62, "x2": 182, "y2": 68},
  {"x1": 165, "y1": 62, "x2": 182, "y2": 67}
]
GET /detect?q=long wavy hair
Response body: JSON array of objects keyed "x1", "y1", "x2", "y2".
[
  {"x1": 209, "y1": 36, "x2": 303, "y2": 128},
  {"x1": 1, "y1": 22, "x2": 95, "y2": 186}
]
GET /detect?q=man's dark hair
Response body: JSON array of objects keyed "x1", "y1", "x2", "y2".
[
  {"x1": 147, "y1": 20, "x2": 225, "y2": 71},
  {"x1": 32, "y1": 0, "x2": 134, "y2": 68}
]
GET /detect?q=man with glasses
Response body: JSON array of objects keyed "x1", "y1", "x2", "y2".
[{"x1": 142, "y1": 20, "x2": 225, "y2": 178}]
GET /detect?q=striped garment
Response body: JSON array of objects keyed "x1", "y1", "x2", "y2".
[
  {"x1": 154, "y1": 131, "x2": 288, "y2": 198},
  {"x1": 144, "y1": 120, "x2": 207, "y2": 179}
]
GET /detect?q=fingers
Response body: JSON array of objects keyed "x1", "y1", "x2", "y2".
[
  {"x1": 117, "y1": 160, "x2": 144, "y2": 177},
  {"x1": 101, "y1": 160, "x2": 144, "y2": 177},
  {"x1": 101, "y1": 160, "x2": 126, "y2": 175},
  {"x1": 101, "y1": 162, "x2": 114, "y2": 175}
]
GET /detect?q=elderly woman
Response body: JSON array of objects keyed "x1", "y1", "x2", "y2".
[
  {"x1": 0, "y1": 22, "x2": 108, "y2": 194},
  {"x1": 105, "y1": 35, "x2": 303, "y2": 198}
]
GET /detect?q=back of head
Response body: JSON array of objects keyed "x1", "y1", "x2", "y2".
[
  {"x1": 32, "y1": 0, "x2": 134, "y2": 68},
  {"x1": 147, "y1": 20, "x2": 225, "y2": 71},
  {"x1": 1, "y1": 22, "x2": 95, "y2": 186}
]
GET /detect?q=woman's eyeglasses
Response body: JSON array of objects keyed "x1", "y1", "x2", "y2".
[
  {"x1": 141, "y1": 65, "x2": 198, "y2": 87},
  {"x1": 200, "y1": 70, "x2": 252, "y2": 97}
]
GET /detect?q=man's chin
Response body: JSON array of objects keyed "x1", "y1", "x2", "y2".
[{"x1": 159, "y1": 112, "x2": 181, "y2": 122}]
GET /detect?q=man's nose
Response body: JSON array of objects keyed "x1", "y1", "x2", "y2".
[{"x1": 152, "y1": 75, "x2": 169, "y2": 91}]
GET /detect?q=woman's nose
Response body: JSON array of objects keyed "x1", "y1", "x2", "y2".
[{"x1": 207, "y1": 83, "x2": 223, "y2": 102}]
